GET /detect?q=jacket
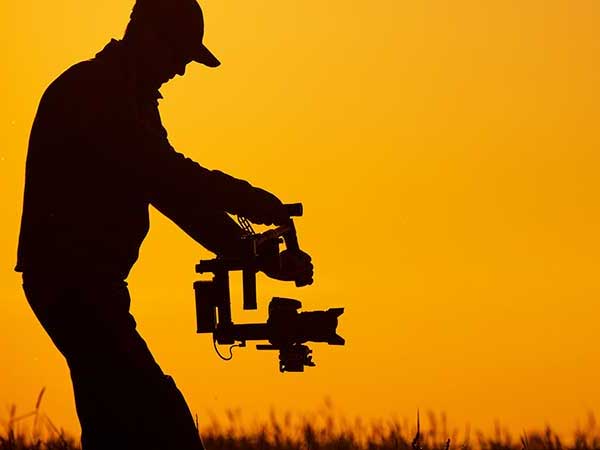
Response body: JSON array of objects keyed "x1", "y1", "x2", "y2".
[{"x1": 16, "y1": 39, "x2": 254, "y2": 280}]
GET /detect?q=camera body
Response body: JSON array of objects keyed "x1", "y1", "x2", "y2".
[{"x1": 193, "y1": 208, "x2": 344, "y2": 372}]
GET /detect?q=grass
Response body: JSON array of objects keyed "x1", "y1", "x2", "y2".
[{"x1": 2, "y1": 393, "x2": 600, "y2": 450}]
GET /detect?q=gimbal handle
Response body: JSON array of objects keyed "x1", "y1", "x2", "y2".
[{"x1": 284, "y1": 203, "x2": 303, "y2": 217}]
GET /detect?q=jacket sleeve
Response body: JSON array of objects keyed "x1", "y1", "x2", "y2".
[
  {"x1": 83, "y1": 79, "x2": 255, "y2": 256},
  {"x1": 151, "y1": 201, "x2": 246, "y2": 257}
]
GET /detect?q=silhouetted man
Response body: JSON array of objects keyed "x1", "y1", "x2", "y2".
[{"x1": 16, "y1": 0, "x2": 312, "y2": 448}]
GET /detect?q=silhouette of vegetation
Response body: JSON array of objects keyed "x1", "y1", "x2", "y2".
[{"x1": 2, "y1": 398, "x2": 600, "y2": 450}]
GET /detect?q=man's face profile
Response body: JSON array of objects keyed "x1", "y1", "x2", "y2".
[
  {"x1": 132, "y1": 24, "x2": 197, "y2": 86},
  {"x1": 156, "y1": 38, "x2": 195, "y2": 82}
]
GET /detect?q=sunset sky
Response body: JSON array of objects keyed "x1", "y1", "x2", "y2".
[{"x1": 1, "y1": 0, "x2": 599, "y2": 439}]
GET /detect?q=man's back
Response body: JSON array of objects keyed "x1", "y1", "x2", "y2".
[{"x1": 17, "y1": 42, "x2": 155, "y2": 279}]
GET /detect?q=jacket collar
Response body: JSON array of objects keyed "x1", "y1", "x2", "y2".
[{"x1": 94, "y1": 39, "x2": 163, "y2": 102}]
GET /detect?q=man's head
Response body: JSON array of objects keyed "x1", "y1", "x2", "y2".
[{"x1": 124, "y1": 0, "x2": 219, "y2": 85}]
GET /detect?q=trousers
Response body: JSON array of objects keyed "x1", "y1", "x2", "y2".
[{"x1": 22, "y1": 274, "x2": 205, "y2": 450}]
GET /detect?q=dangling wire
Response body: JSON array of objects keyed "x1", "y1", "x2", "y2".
[
  {"x1": 213, "y1": 337, "x2": 245, "y2": 361},
  {"x1": 237, "y1": 215, "x2": 255, "y2": 236}
]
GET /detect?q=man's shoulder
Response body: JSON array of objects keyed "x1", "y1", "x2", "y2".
[
  {"x1": 45, "y1": 44, "x2": 131, "y2": 105},
  {"x1": 37, "y1": 60, "x2": 134, "y2": 129},
  {"x1": 48, "y1": 61, "x2": 122, "y2": 99}
]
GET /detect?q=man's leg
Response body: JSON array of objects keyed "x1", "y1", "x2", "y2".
[{"x1": 23, "y1": 276, "x2": 204, "y2": 450}]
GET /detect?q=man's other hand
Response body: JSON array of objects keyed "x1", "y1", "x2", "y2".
[{"x1": 261, "y1": 249, "x2": 314, "y2": 286}]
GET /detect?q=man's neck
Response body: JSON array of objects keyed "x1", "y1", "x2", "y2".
[{"x1": 120, "y1": 38, "x2": 164, "y2": 96}]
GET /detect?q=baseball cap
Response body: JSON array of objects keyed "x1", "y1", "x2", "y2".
[{"x1": 130, "y1": 0, "x2": 220, "y2": 67}]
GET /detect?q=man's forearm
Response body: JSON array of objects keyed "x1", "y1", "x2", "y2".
[{"x1": 152, "y1": 200, "x2": 246, "y2": 257}]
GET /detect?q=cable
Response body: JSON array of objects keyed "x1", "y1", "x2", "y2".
[
  {"x1": 213, "y1": 337, "x2": 245, "y2": 361},
  {"x1": 237, "y1": 215, "x2": 255, "y2": 236}
]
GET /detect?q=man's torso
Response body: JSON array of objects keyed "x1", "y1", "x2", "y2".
[{"x1": 16, "y1": 40, "x2": 165, "y2": 280}]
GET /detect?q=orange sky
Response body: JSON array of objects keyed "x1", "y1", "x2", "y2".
[{"x1": 1, "y1": 0, "x2": 600, "y2": 439}]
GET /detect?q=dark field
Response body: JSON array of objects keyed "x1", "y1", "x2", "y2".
[{"x1": 2, "y1": 403, "x2": 600, "y2": 450}]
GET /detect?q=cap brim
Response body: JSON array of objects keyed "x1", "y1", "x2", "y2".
[{"x1": 193, "y1": 44, "x2": 220, "y2": 67}]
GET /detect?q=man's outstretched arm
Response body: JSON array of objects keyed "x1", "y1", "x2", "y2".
[
  {"x1": 82, "y1": 75, "x2": 289, "y2": 227},
  {"x1": 83, "y1": 77, "x2": 299, "y2": 260}
]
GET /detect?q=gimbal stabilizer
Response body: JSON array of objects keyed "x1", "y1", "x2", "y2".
[{"x1": 194, "y1": 203, "x2": 345, "y2": 372}]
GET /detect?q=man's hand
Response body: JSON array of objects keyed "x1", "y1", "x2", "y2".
[
  {"x1": 261, "y1": 249, "x2": 314, "y2": 287},
  {"x1": 240, "y1": 188, "x2": 290, "y2": 226}
]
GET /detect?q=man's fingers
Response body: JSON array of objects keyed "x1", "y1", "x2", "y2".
[
  {"x1": 261, "y1": 248, "x2": 313, "y2": 285},
  {"x1": 292, "y1": 261, "x2": 313, "y2": 287},
  {"x1": 244, "y1": 188, "x2": 289, "y2": 226},
  {"x1": 295, "y1": 273, "x2": 314, "y2": 287}
]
